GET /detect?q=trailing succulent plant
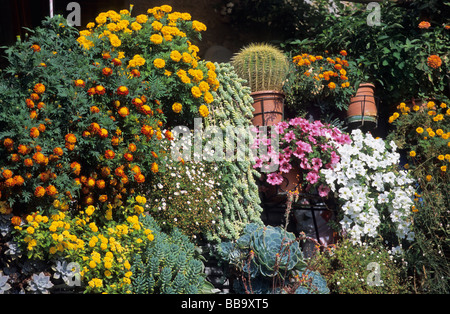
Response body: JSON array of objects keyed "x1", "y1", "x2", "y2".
[
  {"x1": 231, "y1": 43, "x2": 289, "y2": 92},
  {"x1": 217, "y1": 223, "x2": 329, "y2": 294},
  {"x1": 205, "y1": 62, "x2": 264, "y2": 242},
  {"x1": 130, "y1": 214, "x2": 216, "y2": 294}
]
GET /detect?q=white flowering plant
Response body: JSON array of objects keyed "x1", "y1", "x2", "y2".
[
  {"x1": 147, "y1": 133, "x2": 222, "y2": 242},
  {"x1": 321, "y1": 129, "x2": 416, "y2": 248}
]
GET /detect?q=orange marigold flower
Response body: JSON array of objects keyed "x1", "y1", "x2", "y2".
[
  {"x1": 418, "y1": 21, "x2": 431, "y2": 29},
  {"x1": 53, "y1": 147, "x2": 63, "y2": 156},
  {"x1": 74, "y1": 79, "x2": 86, "y2": 87},
  {"x1": 117, "y1": 86, "x2": 129, "y2": 96},
  {"x1": 90, "y1": 106, "x2": 100, "y2": 113},
  {"x1": 31, "y1": 44, "x2": 41, "y2": 52},
  {"x1": 30, "y1": 127, "x2": 40, "y2": 138},
  {"x1": 65, "y1": 133, "x2": 77, "y2": 144},
  {"x1": 151, "y1": 151, "x2": 158, "y2": 158},
  {"x1": 134, "y1": 173, "x2": 145, "y2": 183},
  {"x1": 95, "y1": 85, "x2": 106, "y2": 95},
  {"x1": 151, "y1": 162, "x2": 159, "y2": 173},
  {"x1": 96, "y1": 179, "x2": 106, "y2": 189},
  {"x1": 87, "y1": 87, "x2": 96, "y2": 96},
  {"x1": 46, "y1": 185, "x2": 58, "y2": 196},
  {"x1": 4, "y1": 178, "x2": 15, "y2": 187},
  {"x1": 111, "y1": 58, "x2": 122, "y2": 66},
  {"x1": 128, "y1": 143, "x2": 137, "y2": 152},
  {"x1": 2, "y1": 169, "x2": 13, "y2": 179},
  {"x1": 98, "y1": 195, "x2": 108, "y2": 202},
  {"x1": 24, "y1": 158, "x2": 33, "y2": 167},
  {"x1": 118, "y1": 107, "x2": 130, "y2": 117},
  {"x1": 131, "y1": 165, "x2": 141, "y2": 174},
  {"x1": 11, "y1": 154, "x2": 20, "y2": 162},
  {"x1": 105, "y1": 149, "x2": 115, "y2": 159},
  {"x1": 3, "y1": 138, "x2": 14, "y2": 147},
  {"x1": 427, "y1": 55, "x2": 442, "y2": 69},
  {"x1": 34, "y1": 83, "x2": 46, "y2": 94},
  {"x1": 30, "y1": 93, "x2": 40, "y2": 101},
  {"x1": 11, "y1": 216, "x2": 22, "y2": 226},
  {"x1": 115, "y1": 166, "x2": 125, "y2": 177},
  {"x1": 111, "y1": 136, "x2": 120, "y2": 146},
  {"x1": 340, "y1": 50, "x2": 347, "y2": 56},
  {"x1": 328, "y1": 82, "x2": 336, "y2": 89},
  {"x1": 70, "y1": 162, "x2": 81, "y2": 175},
  {"x1": 18, "y1": 144, "x2": 29, "y2": 155},
  {"x1": 100, "y1": 166, "x2": 110, "y2": 177},
  {"x1": 38, "y1": 124, "x2": 46, "y2": 133},
  {"x1": 89, "y1": 123, "x2": 101, "y2": 134},
  {"x1": 34, "y1": 186, "x2": 46, "y2": 197},
  {"x1": 13, "y1": 175, "x2": 24, "y2": 186},
  {"x1": 99, "y1": 128, "x2": 108, "y2": 138},
  {"x1": 130, "y1": 69, "x2": 141, "y2": 77},
  {"x1": 102, "y1": 67, "x2": 113, "y2": 76},
  {"x1": 124, "y1": 152, "x2": 133, "y2": 161}
]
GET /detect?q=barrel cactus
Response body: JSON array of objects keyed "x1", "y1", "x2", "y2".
[{"x1": 231, "y1": 43, "x2": 289, "y2": 92}]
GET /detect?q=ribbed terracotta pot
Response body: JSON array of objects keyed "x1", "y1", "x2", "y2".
[
  {"x1": 347, "y1": 83, "x2": 377, "y2": 128},
  {"x1": 251, "y1": 90, "x2": 285, "y2": 127}
]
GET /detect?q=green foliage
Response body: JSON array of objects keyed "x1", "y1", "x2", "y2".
[
  {"x1": 311, "y1": 238, "x2": 410, "y2": 294},
  {"x1": 130, "y1": 214, "x2": 215, "y2": 294},
  {"x1": 216, "y1": 223, "x2": 325, "y2": 294},
  {"x1": 231, "y1": 43, "x2": 289, "y2": 92},
  {"x1": 205, "y1": 62, "x2": 263, "y2": 242}
]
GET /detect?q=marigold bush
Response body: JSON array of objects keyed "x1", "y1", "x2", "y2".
[{"x1": 77, "y1": 5, "x2": 219, "y2": 127}]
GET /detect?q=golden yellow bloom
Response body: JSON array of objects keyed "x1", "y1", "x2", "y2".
[
  {"x1": 150, "y1": 34, "x2": 163, "y2": 44},
  {"x1": 153, "y1": 58, "x2": 165, "y2": 69},
  {"x1": 172, "y1": 102, "x2": 182, "y2": 113},
  {"x1": 136, "y1": 14, "x2": 148, "y2": 24},
  {"x1": 438, "y1": 155, "x2": 445, "y2": 161},
  {"x1": 131, "y1": 22, "x2": 142, "y2": 31},
  {"x1": 199, "y1": 105, "x2": 209, "y2": 117},
  {"x1": 191, "y1": 86, "x2": 202, "y2": 98},
  {"x1": 441, "y1": 166, "x2": 447, "y2": 172},
  {"x1": 409, "y1": 151, "x2": 416, "y2": 157},
  {"x1": 416, "y1": 127, "x2": 424, "y2": 134},
  {"x1": 426, "y1": 175, "x2": 432, "y2": 181},
  {"x1": 192, "y1": 20, "x2": 207, "y2": 32},
  {"x1": 170, "y1": 50, "x2": 182, "y2": 62}
]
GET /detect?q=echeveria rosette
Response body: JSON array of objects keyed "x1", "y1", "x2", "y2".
[
  {"x1": 253, "y1": 117, "x2": 351, "y2": 197},
  {"x1": 321, "y1": 129, "x2": 416, "y2": 248}
]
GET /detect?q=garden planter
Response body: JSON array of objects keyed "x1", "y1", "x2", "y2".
[
  {"x1": 251, "y1": 90, "x2": 285, "y2": 126},
  {"x1": 278, "y1": 165, "x2": 301, "y2": 194},
  {"x1": 347, "y1": 83, "x2": 377, "y2": 129}
]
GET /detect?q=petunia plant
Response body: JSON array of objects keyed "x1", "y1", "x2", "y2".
[{"x1": 253, "y1": 117, "x2": 351, "y2": 197}]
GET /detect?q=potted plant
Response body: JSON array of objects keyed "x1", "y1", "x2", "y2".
[
  {"x1": 231, "y1": 43, "x2": 289, "y2": 126},
  {"x1": 284, "y1": 50, "x2": 355, "y2": 122},
  {"x1": 253, "y1": 117, "x2": 351, "y2": 196}
]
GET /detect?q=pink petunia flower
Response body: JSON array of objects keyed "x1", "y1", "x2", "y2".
[
  {"x1": 267, "y1": 172, "x2": 284, "y2": 185},
  {"x1": 305, "y1": 171, "x2": 319, "y2": 184},
  {"x1": 318, "y1": 184, "x2": 331, "y2": 197}
]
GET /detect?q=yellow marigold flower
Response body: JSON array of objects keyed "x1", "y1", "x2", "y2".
[
  {"x1": 191, "y1": 86, "x2": 202, "y2": 98},
  {"x1": 170, "y1": 50, "x2": 182, "y2": 62},
  {"x1": 26, "y1": 226, "x2": 35, "y2": 234},
  {"x1": 409, "y1": 151, "x2": 416, "y2": 157},
  {"x1": 86, "y1": 205, "x2": 95, "y2": 216},
  {"x1": 131, "y1": 22, "x2": 142, "y2": 31},
  {"x1": 136, "y1": 14, "x2": 148, "y2": 24},
  {"x1": 34, "y1": 83, "x2": 46, "y2": 94},
  {"x1": 413, "y1": 105, "x2": 420, "y2": 111},
  {"x1": 441, "y1": 166, "x2": 447, "y2": 172},
  {"x1": 438, "y1": 155, "x2": 445, "y2": 161},
  {"x1": 150, "y1": 34, "x2": 163, "y2": 44},
  {"x1": 427, "y1": 101, "x2": 436, "y2": 109},
  {"x1": 199, "y1": 105, "x2": 209, "y2": 117},
  {"x1": 153, "y1": 58, "x2": 165, "y2": 69},
  {"x1": 152, "y1": 20, "x2": 163, "y2": 31},
  {"x1": 440, "y1": 102, "x2": 447, "y2": 108},
  {"x1": 436, "y1": 129, "x2": 444, "y2": 136},
  {"x1": 416, "y1": 127, "x2": 424, "y2": 134},
  {"x1": 172, "y1": 102, "x2": 182, "y2": 113},
  {"x1": 192, "y1": 20, "x2": 207, "y2": 32},
  {"x1": 204, "y1": 91, "x2": 214, "y2": 104},
  {"x1": 426, "y1": 175, "x2": 432, "y2": 181},
  {"x1": 109, "y1": 34, "x2": 121, "y2": 47}
]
